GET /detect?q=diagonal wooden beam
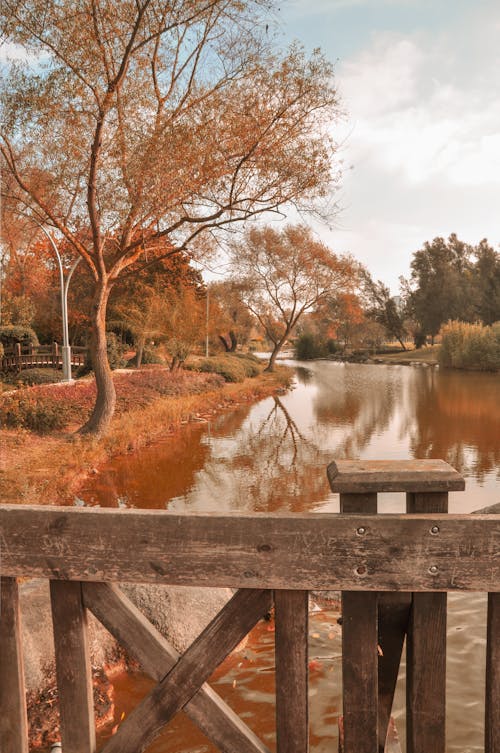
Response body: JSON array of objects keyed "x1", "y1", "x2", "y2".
[
  {"x1": 82, "y1": 582, "x2": 270, "y2": 753},
  {"x1": 100, "y1": 588, "x2": 272, "y2": 753}
]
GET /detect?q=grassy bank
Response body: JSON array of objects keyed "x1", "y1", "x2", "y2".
[
  {"x1": 370, "y1": 345, "x2": 440, "y2": 365},
  {"x1": 0, "y1": 364, "x2": 291, "y2": 506}
]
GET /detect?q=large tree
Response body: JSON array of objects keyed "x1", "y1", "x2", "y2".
[
  {"x1": 404, "y1": 234, "x2": 475, "y2": 343},
  {"x1": 1, "y1": 0, "x2": 342, "y2": 434},
  {"x1": 472, "y1": 239, "x2": 500, "y2": 326},
  {"x1": 230, "y1": 224, "x2": 355, "y2": 371}
]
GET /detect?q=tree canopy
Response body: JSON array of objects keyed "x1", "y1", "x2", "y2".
[
  {"x1": 230, "y1": 224, "x2": 355, "y2": 370},
  {"x1": 1, "y1": 0, "x2": 343, "y2": 434}
]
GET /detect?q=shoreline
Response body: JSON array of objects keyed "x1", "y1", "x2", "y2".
[{"x1": 0, "y1": 366, "x2": 292, "y2": 507}]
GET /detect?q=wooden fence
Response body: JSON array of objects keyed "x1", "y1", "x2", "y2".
[
  {"x1": 0, "y1": 459, "x2": 499, "y2": 753},
  {"x1": 1, "y1": 343, "x2": 87, "y2": 372}
]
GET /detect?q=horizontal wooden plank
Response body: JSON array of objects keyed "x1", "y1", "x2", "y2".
[
  {"x1": 0, "y1": 506, "x2": 499, "y2": 591},
  {"x1": 328, "y1": 460, "x2": 465, "y2": 493}
]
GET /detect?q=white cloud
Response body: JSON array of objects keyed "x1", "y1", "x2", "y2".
[{"x1": 338, "y1": 21, "x2": 500, "y2": 189}]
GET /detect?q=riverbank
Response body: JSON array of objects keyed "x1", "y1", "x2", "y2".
[
  {"x1": 320, "y1": 344, "x2": 440, "y2": 366},
  {"x1": 0, "y1": 364, "x2": 292, "y2": 506}
]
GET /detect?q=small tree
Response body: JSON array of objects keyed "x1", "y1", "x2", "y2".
[
  {"x1": 162, "y1": 286, "x2": 205, "y2": 370},
  {"x1": 231, "y1": 225, "x2": 355, "y2": 371},
  {"x1": 209, "y1": 280, "x2": 254, "y2": 352},
  {"x1": 361, "y1": 272, "x2": 407, "y2": 349}
]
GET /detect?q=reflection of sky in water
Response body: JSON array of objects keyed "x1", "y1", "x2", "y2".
[
  {"x1": 83, "y1": 361, "x2": 498, "y2": 753},
  {"x1": 81, "y1": 361, "x2": 499, "y2": 514}
]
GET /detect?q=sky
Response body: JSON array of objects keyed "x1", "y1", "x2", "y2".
[
  {"x1": 278, "y1": 0, "x2": 500, "y2": 291},
  {"x1": 2, "y1": 2, "x2": 499, "y2": 293}
]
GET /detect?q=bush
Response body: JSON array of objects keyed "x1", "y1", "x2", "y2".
[
  {"x1": 0, "y1": 325, "x2": 39, "y2": 349},
  {"x1": 0, "y1": 394, "x2": 71, "y2": 433},
  {"x1": 439, "y1": 320, "x2": 500, "y2": 371},
  {"x1": 126, "y1": 346, "x2": 165, "y2": 367},
  {"x1": 295, "y1": 333, "x2": 327, "y2": 360},
  {"x1": 191, "y1": 355, "x2": 249, "y2": 382},
  {"x1": 230, "y1": 352, "x2": 262, "y2": 376},
  {"x1": 12, "y1": 369, "x2": 63, "y2": 387},
  {"x1": 81, "y1": 332, "x2": 128, "y2": 373}
]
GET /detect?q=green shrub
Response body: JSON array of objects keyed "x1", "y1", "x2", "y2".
[
  {"x1": 81, "y1": 332, "x2": 128, "y2": 373},
  {"x1": 295, "y1": 333, "x2": 327, "y2": 360},
  {"x1": 0, "y1": 325, "x2": 39, "y2": 349},
  {"x1": 192, "y1": 355, "x2": 248, "y2": 382},
  {"x1": 230, "y1": 352, "x2": 262, "y2": 376},
  {"x1": 14, "y1": 369, "x2": 63, "y2": 386},
  {"x1": 439, "y1": 320, "x2": 500, "y2": 371},
  {"x1": 126, "y1": 347, "x2": 164, "y2": 367},
  {"x1": 0, "y1": 394, "x2": 71, "y2": 433}
]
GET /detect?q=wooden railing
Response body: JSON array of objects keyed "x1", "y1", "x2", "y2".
[
  {"x1": 1, "y1": 343, "x2": 87, "y2": 372},
  {"x1": 0, "y1": 459, "x2": 499, "y2": 753}
]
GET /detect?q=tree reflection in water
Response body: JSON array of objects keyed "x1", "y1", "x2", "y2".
[{"x1": 82, "y1": 362, "x2": 499, "y2": 516}]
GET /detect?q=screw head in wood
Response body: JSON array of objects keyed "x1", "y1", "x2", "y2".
[
  {"x1": 429, "y1": 565, "x2": 439, "y2": 575},
  {"x1": 430, "y1": 525, "x2": 440, "y2": 535},
  {"x1": 356, "y1": 526, "x2": 366, "y2": 536}
]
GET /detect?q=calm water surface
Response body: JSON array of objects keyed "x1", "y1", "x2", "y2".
[{"x1": 79, "y1": 362, "x2": 499, "y2": 752}]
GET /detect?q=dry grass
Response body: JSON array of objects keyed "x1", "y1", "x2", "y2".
[{"x1": 0, "y1": 367, "x2": 291, "y2": 506}]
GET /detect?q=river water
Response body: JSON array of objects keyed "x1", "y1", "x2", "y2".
[{"x1": 79, "y1": 361, "x2": 499, "y2": 752}]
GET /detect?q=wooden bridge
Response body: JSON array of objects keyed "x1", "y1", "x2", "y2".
[
  {"x1": 0, "y1": 459, "x2": 499, "y2": 753},
  {"x1": 1, "y1": 342, "x2": 86, "y2": 372}
]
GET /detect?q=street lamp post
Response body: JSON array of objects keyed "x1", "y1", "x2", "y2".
[
  {"x1": 205, "y1": 286, "x2": 209, "y2": 358},
  {"x1": 36, "y1": 225, "x2": 81, "y2": 382}
]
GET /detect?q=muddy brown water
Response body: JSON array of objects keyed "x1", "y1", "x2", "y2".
[{"x1": 77, "y1": 361, "x2": 499, "y2": 752}]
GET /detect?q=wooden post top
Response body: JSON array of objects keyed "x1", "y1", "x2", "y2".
[{"x1": 327, "y1": 459, "x2": 465, "y2": 494}]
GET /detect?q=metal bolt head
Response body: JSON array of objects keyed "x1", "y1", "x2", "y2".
[
  {"x1": 356, "y1": 526, "x2": 366, "y2": 536},
  {"x1": 430, "y1": 525, "x2": 440, "y2": 535},
  {"x1": 429, "y1": 565, "x2": 439, "y2": 575}
]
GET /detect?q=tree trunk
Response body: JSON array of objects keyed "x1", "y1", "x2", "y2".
[
  {"x1": 135, "y1": 337, "x2": 145, "y2": 368},
  {"x1": 228, "y1": 330, "x2": 238, "y2": 352},
  {"x1": 219, "y1": 335, "x2": 231, "y2": 352},
  {"x1": 79, "y1": 281, "x2": 116, "y2": 436},
  {"x1": 264, "y1": 343, "x2": 282, "y2": 372}
]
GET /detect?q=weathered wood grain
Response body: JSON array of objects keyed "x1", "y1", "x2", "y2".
[
  {"x1": 406, "y1": 491, "x2": 448, "y2": 753},
  {"x1": 377, "y1": 593, "x2": 411, "y2": 752},
  {"x1": 0, "y1": 577, "x2": 28, "y2": 753},
  {"x1": 342, "y1": 591, "x2": 379, "y2": 753},
  {"x1": 275, "y1": 590, "x2": 309, "y2": 753},
  {"x1": 328, "y1": 459, "x2": 464, "y2": 493},
  {"x1": 339, "y1": 716, "x2": 402, "y2": 753},
  {"x1": 340, "y1": 491, "x2": 378, "y2": 753},
  {"x1": 50, "y1": 580, "x2": 96, "y2": 753},
  {"x1": 486, "y1": 593, "x2": 500, "y2": 753},
  {"x1": 82, "y1": 582, "x2": 270, "y2": 753},
  {"x1": 406, "y1": 591, "x2": 447, "y2": 753},
  {"x1": 1, "y1": 506, "x2": 498, "y2": 591},
  {"x1": 100, "y1": 588, "x2": 272, "y2": 753}
]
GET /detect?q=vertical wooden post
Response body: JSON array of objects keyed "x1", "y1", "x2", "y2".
[
  {"x1": 50, "y1": 580, "x2": 96, "y2": 753},
  {"x1": 406, "y1": 492, "x2": 448, "y2": 753},
  {"x1": 52, "y1": 341, "x2": 59, "y2": 367},
  {"x1": 0, "y1": 577, "x2": 29, "y2": 753},
  {"x1": 340, "y1": 492, "x2": 379, "y2": 753},
  {"x1": 275, "y1": 589, "x2": 309, "y2": 753},
  {"x1": 486, "y1": 592, "x2": 500, "y2": 753}
]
